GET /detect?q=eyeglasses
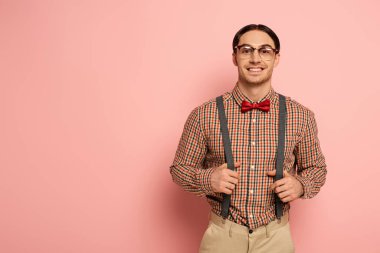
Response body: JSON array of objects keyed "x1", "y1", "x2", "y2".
[{"x1": 234, "y1": 44, "x2": 279, "y2": 61}]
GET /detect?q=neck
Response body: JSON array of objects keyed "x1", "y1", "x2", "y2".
[{"x1": 237, "y1": 81, "x2": 272, "y2": 102}]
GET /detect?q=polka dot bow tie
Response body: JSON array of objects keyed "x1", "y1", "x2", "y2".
[{"x1": 241, "y1": 99, "x2": 270, "y2": 113}]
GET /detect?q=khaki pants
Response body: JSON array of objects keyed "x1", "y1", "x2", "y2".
[{"x1": 199, "y1": 211, "x2": 295, "y2": 253}]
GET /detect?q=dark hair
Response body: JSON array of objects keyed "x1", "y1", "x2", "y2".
[{"x1": 232, "y1": 24, "x2": 280, "y2": 53}]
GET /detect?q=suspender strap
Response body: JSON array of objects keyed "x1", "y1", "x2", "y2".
[
  {"x1": 215, "y1": 94, "x2": 287, "y2": 220},
  {"x1": 216, "y1": 96, "x2": 234, "y2": 219},
  {"x1": 275, "y1": 94, "x2": 287, "y2": 219}
]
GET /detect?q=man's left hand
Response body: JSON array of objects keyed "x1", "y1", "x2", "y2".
[{"x1": 267, "y1": 170, "x2": 304, "y2": 203}]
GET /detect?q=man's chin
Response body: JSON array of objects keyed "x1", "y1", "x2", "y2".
[
  {"x1": 244, "y1": 78, "x2": 268, "y2": 86},
  {"x1": 238, "y1": 73, "x2": 272, "y2": 85}
]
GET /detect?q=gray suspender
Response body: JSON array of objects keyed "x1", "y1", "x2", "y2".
[
  {"x1": 275, "y1": 94, "x2": 287, "y2": 219},
  {"x1": 216, "y1": 96, "x2": 235, "y2": 219},
  {"x1": 215, "y1": 94, "x2": 287, "y2": 220}
]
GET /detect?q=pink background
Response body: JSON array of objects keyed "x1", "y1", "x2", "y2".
[{"x1": 1, "y1": 0, "x2": 379, "y2": 252}]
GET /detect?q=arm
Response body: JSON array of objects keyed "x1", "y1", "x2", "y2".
[
  {"x1": 293, "y1": 110, "x2": 327, "y2": 199},
  {"x1": 169, "y1": 107, "x2": 215, "y2": 197}
]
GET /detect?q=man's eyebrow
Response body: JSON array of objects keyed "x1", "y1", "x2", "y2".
[
  {"x1": 259, "y1": 44, "x2": 274, "y2": 48},
  {"x1": 238, "y1": 43, "x2": 274, "y2": 48}
]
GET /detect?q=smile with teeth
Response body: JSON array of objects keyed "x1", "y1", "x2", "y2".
[{"x1": 247, "y1": 67, "x2": 264, "y2": 73}]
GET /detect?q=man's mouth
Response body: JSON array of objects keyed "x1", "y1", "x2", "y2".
[{"x1": 247, "y1": 67, "x2": 264, "y2": 73}]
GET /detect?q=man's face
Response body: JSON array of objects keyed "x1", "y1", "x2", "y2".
[{"x1": 232, "y1": 30, "x2": 280, "y2": 86}]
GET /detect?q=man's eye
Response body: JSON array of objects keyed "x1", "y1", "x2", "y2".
[
  {"x1": 241, "y1": 47, "x2": 253, "y2": 54},
  {"x1": 260, "y1": 48, "x2": 272, "y2": 54}
]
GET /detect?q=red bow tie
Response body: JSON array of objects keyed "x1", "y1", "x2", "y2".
[{"x1": 241, "y1": 99, "x2": 270, "y2": 113}]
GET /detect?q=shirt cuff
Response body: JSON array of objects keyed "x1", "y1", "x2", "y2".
[
  {"x1": 294, "y1": 174, "x2": 312, "y2": 199},
  {"x1": 196, "y1": 167, "x2": 216, "y2": 195}
]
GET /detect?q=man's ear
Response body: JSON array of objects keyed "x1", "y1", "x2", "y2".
[
  {"x1": 274, "y1": 53, "x2": 280, "y2": 67},
  {"x1": 232, "y1": 53, "x2": 237, "y2": 66}
]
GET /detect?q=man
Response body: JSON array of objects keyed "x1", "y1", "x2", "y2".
[{"x1": 169, "y1": 24, "x2": 327, "y2": 253}]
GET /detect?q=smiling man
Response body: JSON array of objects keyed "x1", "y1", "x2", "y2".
[{"x1": 170, "y1": 24, "x2": 327, "y2": 253}]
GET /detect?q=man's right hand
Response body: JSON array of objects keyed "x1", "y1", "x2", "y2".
[{"x1": 210, "y1": 161, "x2": 241, "y2": 194}]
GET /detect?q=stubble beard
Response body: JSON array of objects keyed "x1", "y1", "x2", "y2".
[{"x1": 240, "y1": 70, "x2": 272, "y2": 87}]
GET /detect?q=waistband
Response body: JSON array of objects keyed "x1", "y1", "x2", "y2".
[{"x1": 209, "y1": 211, "x2": 289, "y2": 237}]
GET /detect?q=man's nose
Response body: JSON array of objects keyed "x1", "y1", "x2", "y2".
[{"x1": 250, "y1": 49, "x2": 261, "y2": 63}]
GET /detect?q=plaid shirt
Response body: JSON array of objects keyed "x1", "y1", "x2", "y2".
[{"x1": 170, "y1": 83, "x2": 327, "y2": 229}]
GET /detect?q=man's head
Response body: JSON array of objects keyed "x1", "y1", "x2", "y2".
[{"x1": 232, "y1": 24, "x2": 280, "y2": 87}]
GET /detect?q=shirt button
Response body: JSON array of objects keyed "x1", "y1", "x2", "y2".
[
  {"x1": 249, "y1": 190, "x2": 253, "y2": 194},
  {"x1": 251, "y1": 141, "x2": 255, "y2": 146},
  {"x1": 250, "y1": 165, "x2": 255, "y2": 170},
  {"x1": 249, "y1": 214, "x2": 253, "y2": 218},
  {"x1": 252, "y1": 118, "x2": 256, "y2": 123}
]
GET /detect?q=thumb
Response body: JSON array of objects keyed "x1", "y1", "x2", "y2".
[{"x1": 266, "y1": 170, "x2": 276, "y2": 176}]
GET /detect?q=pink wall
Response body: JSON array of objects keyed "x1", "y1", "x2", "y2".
[{"x1": 1, "y1": 0, "x2": 379, "y2": 252}]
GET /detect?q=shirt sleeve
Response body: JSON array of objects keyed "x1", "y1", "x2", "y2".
[
  {"x1": 293, "y1": 110, "x2": 327, "y2": 199},
  {"x1": 169, "y1": 107, "x2": 215, "y2": 197}
]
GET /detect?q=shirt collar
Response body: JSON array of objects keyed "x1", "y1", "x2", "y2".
[{"x1": 231, "y1": 82, "x2": 277, "y2": 107}]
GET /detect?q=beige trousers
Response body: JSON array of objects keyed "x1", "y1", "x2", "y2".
[{"x1": 199, "y1": 211, "x2": 295, "y2": 253}]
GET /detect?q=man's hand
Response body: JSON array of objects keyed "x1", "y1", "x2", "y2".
[
  {"x1": 267, "y1": 170, "x2": 304, "y2": 202},
  {"x1": 211, "y1": 162, "x2": 241, "y2": 194}
]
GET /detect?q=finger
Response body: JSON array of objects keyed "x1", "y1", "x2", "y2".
[
  {"x1": 268, "y1": 170, "x2": 292, "y2": 177},
  {"x1": 222, "y1": 184, "x2": 233, "y2": 194},
  {"x1": 274, "y1": 184, "x2": 288, "y2": 194},
  {"x1": 225, "y1": 182, "x2": 236, "y2": 191},
  {"x1": 227, "y1": 170, "x2": 240, "y2": 179},
  {"x1": 270, "y1": 180, "x2": 285, "y2": 191},
  {"x1": 278, "y1": 190, "x2": 291, "y2": 199},
  {"x1": 234, "y1": 161, "x2": 241, "y2": 168},
  {"x1": 223, "y1": 162, "x2": 241, "y2": 171},
  {"x1": 280, "y1": 195, "x2": 293, "y2": 203},
  {"x1": 274, "y1": 178, "x2": 287, "y2": 186},
  {"x1": 223, "y1": 188, "x2": 233, "y2": 195},
  {"x1": 226, "y1": 176, "x2": 238, "y2": 185}
]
